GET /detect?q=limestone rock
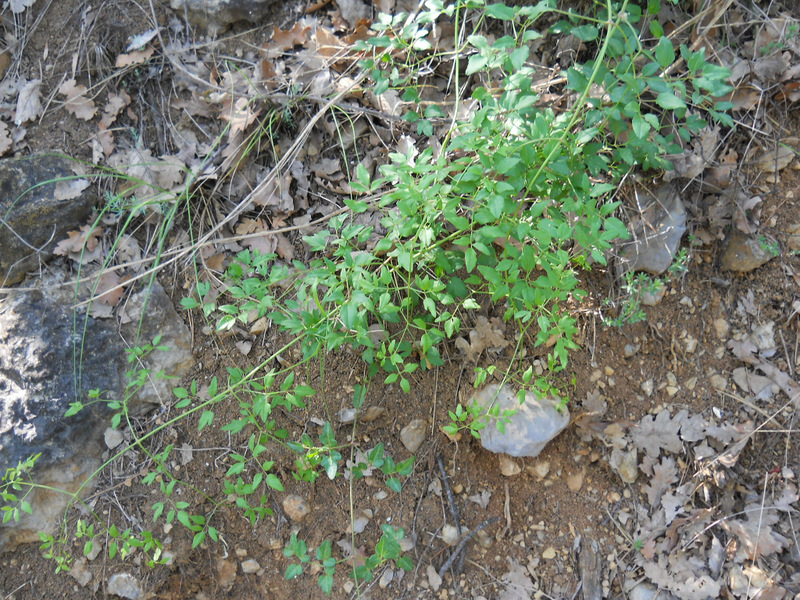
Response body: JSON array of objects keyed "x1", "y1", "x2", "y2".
[
  {"x1": 169, "y1": 0, "x2": 277, "y2": 34},
  {"x1": 282, "y1": 494, "x2": 310, "y2": 522},
  {"x1": 0, "y1": 154, "x2": 95, "y2": 286},
  {"x1": 0, "y1": 276, "x2": 193, "y2": 552},
  {"x1": 720, "y1": 231, "x2": 775, "y2": 272},
  {"x1": 473, "y1": 384, "x2": 569, "y2": 458},
  {"x1": 106, "y1": 572, "x2": 143, "y2": 599},
  {"x1": 618, "y1": 184, "x2": 686, "y2": 275}
]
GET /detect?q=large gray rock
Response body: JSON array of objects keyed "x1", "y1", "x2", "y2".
[
  {"x1": 0, "y1": 154, "x2": 95, "y2": 286},
  {"x1": 0, "y1": 276, "x2": 193, "y2": 552},
  {"x1": 169, "y1": 0, "x2": 277, "y2": 33},
  {"x1": 473, "y1": 384, "x2": 569, "y2": 458},
  {"x1": 618, "y1": 183, "x2": 686, "y2": 275}
]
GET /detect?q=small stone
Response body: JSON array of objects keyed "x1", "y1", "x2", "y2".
[
  {"x1": 216, "y1": 558, "x2": 237, "y2": 591},
  {"x1": 107, "y1": 573, "x2": 143, "y2": 599},
  {"x1": 685, "y1": 376, "x2": 697, "y2": 391},
  {"x1": 441, "y1": 525, "x2": 461, "y2": 546},
  {"x1": 241, "y1": 559, "x2": 260, "y2": 574},
  {"x1": 786, "y1": 222, "x2": 800, "y2": 251},
  {"x1": 713, "y1": 318, "x2": 729, "y2": 339},
  {"x1": 641, "y1": 379, "x2": 654, "y2": 397},
  {"x1": 427, "y1": 564, "x2": 443, "y2": 592},
  {"x1": 343, "y1": 580, "x2": 355, "y2": 594},
  {"x1": 750, "y1": 321, "x2": 776, "y2": 352},
  {"x1": 682, "y1": 336, "x2": 698, "y2": 353},
  {"x1": 347, "y1": 509, "x2": 372, "y2": 534},
  {"x1": 666, "y1": 372, "x2": 677, "y2": 386},
  {"x1": 104, "y1": 427, "x2": 124, "y2": 450},
  {"x1": 283, "y1": 494, "x2": 311, "y2": 522},
  {"x1": 710, "y1": 374, "x2": 727, "y2": 391},
  {"x1": 566, "y1": 469, "x2": 584, "y2": 492},
  {"x1": 400, "y1": 419, "x2": 427, "y2": 453},
  {"x1": 604, "y1": 366, "x2": 614, "y2": 376},
  {"x1": 542, "y1": 547, "x2": 557, "y2": 559},
  {"x1": 623, "y1": 343, "x2": 640, "y2": 358},
  {"x1": 475, "y1": 529, "x2": 493, "y2": 549},
  {"x1": 528, "y1": 461, "x2": 550, "y2": 480},
  {"x1": 499, "y1": 455, "x2": 521, "y2": 477},
  {"x1": 666, "y1": 386, "x2": 679, "y2": 397},
  {"x1": 68, "y1": 558, "x2": 92, "y2": 587},
  {"x1": 373, "y1": 490, "x2": 388, "y2": 500},
  {"x1": 399, "y1": 536, "x2": 416, "y2": 553},
  {"x1": 590, "y1": 370, "x2": 602, "y2": 382},
  {"x1": 641, "y1": 285, "x2": 666, "y2": 306},
  {"x1": 379, "y1": 568, "x2": 394, "y2": 589}
]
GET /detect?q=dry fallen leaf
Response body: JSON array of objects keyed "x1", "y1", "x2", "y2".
[
  {"x1": 15, "y1": 79, "x2": 42, "y2": 126},
  {"x1": 54, "y1": 178, "x2": 90, "y2": 201},
  {"x1": 115, "y1": 45, "x2": 155, "y2": 68},
  {"x1": 455, "y1": 315, "x2": 510, "y2": 362},
  {"x1": 756, "y1": 144, "x2": 795, "y2": 172},
  {"x1": 631, "y1": 409, "x2": 683, "y2": 460},
  {"x1": 59, "y1": 79, "x2": 97, "y2": 120},
  {"x1": 54, "y1": 225, "x2": 104, "y2": 257}
]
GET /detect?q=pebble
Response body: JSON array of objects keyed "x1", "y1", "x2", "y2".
[
  {"x1": 542, "y1": 547, "x2": 557, "y2": 559},
  {"x1": 241, "y1": 559, "x2": 260, "y2": 574},
  {"x1": 379, "y1": 567, "x2": 394, "y2": 589},
  {"x1": 604, "y1": 366, "x2": 614, "y2": 376},
  {"x1": 685, "y1": 376, "x2": 697, "y2": 391},
  {"x1": 641, "y1": 379, "x2": 654, "y2": 397},
  {"x1": 713, "y1": 318, "x2": 729, "y2": 339},
  {"x1": 426, "y1": 565, "x2": 443, "y2": 592},
  {"x1": 442, "y1": 525, "x2": 461, "y2": 546},
  {"x1": 216, "y1": 558, "x2": 237, "y2": 591},
  {"x1": 499, "y1": 455, "x2": 521, "y2": 477},
  {"x1": 641, "y1": 286, "x2": 666, "y2": 306},
  {"x1": 400, "y1": 419, "x2": 427, "y2": 452},
  {"x1": 682, "y1": 335, "x2": 698, "y2": 353},
  {"x1": 529, "y1": 461, "x2": 550, "y2": 480},
  {"x1": 104, "y1": 427, "x2": 124, "y2": 450},
  {"x1": 282, "y1": 494, "x2": 311, "y2": 522},
  {"x1": 566, "y1": 469, "x2": 584, "y2": 492},
  {"x1": 623, "y1": 343, "x2": 640, "y2": 358},
  {"x1": 107, "y1": 573, "x2": 143, "y2": 600},
  {"x1": 710, "y1": 374, "x2": 727, "y2": 391}
]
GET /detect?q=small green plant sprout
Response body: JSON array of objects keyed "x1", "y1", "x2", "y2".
[
  {"x1": 1, "y1": 454, "x2": 39, "y2": 525},
  {"x1": 758, "y1": 235, "x2": 780, "y2": 258}
]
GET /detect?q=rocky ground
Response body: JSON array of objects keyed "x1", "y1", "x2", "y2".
[{"x1": 1, "y1": 0, "x2": 800, "y2": 599}]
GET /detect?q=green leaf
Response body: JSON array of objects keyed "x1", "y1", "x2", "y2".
[
  {"x1": 654, "y1": 37, "x2": 674, "y2": 69},
  {"x1": 266, "y1": 473, "x2": 284, "y2": 491},
  {"x1": 285, "y1": 564, "x2": 304, "y2": 580},
  {"x1": 571, "y1": 25, "x2": 599, "y2": 41},
  {"x1": 464, "y1": 247, "x2": 477, "y2": 272},
  {"x1": 198, "y1": 410, "x2": 214, "y2": 432},
  {"x1": 386, "y1": 478, "x2": 402, "y2": 493},
  {"x1": 397, "y1": 555, "x2": 414, "y2": 571},
  {"x1": 656, "y1": 91, "x2": 685, "y2": 110},
  {"x1": 485, "y1": 3, "x2": 516, "y2": 19}
]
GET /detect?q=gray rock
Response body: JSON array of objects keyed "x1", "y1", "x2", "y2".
[
  {"x1": 0, "y1": 154, "x2": 95, "y2": 286},
  {"x1": 106, "y1": 572, "x2": 143, "y2": 599},
  {"x1": 618, "y1": 184, "x2": 686, "y2": 275},
  {"x1": 473, "y1": 384, "x2": 569, "y2": 458},
  {"x1": 169, "y1": 0, "x2": 277, "y2": 34},
  {"x1": 720, "y1": 231, "x2": 775, "y2": 272},
  {"x1": 399, "y1": 419, "x2": 426, "y2": 453},
  {"x1": 0, "y1": 276, "x2": 193, "y2": 552}
]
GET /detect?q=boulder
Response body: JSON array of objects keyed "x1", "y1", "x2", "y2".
[
  {"x1": 169, "y1": 0, "x2": 277, "y2": 34},
  {"x1": 0, "y1": 154, "x2": 95, "y2": 286},
  {"x1": 0, "y1": 275, "x2": 193, "y2": 552}
]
